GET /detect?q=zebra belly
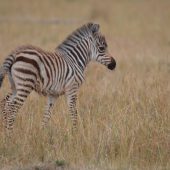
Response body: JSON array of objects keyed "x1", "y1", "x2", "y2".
[
  {"x1": 35, "y1": 88, "x2": 65, "y2": 97},
  {"x1": 36, "y1": 83, "x2": 65, "y2": 97}
]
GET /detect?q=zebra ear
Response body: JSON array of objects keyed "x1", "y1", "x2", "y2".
[{"x1": 87, "y1": 23, "x2": 100, "y2": 34}]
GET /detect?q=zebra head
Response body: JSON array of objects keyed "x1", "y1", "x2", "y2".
[{"x1": 89, "y1": 24, "x2": 116, "y2": 70}]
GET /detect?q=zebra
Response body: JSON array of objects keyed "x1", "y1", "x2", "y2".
[{"x1": 0, "y1": 23, "x2": 116, "y2": 132}]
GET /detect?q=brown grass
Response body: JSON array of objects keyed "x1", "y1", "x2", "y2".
[{"x1": 0, "y1": 0, "x2": 170, "y2": 169}]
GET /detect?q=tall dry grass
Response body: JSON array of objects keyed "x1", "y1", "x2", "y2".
[{"x1": 0, "y1": 0, "x2": 169, "y2": 169}]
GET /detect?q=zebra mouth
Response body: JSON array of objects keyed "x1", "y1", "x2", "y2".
[{"x1": 107, "y1": 58, "x2": 116, "y2": 70}]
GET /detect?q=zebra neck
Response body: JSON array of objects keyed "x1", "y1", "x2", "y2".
[{"x1": 57, "y1": 42, "x2": 90, "y2": 72}]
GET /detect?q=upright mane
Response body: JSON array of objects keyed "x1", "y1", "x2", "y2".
[{"x1": 57, "y1": 23, "x2": 99, "y2": 50}]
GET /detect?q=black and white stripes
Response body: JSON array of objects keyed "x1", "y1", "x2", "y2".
[{"x1": 0, "y1": 22, "x2": 116, "y2": 132}]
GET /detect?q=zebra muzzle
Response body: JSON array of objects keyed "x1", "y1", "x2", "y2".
[{"x1": 107, "y1": 57, "x2": 116, "y2": 70}]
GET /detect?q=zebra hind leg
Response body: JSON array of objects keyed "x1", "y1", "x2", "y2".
[
  {"x1": 42, "y1": 95, "x2": 56, "y2": 127},
  {"x1": 0, "y1": 92, "x2": 13, "y2": 113},
  {"x1": 4, "y1": 91, "x2": 30, "y2": 132},
  {"x1": 0, "y1": 92, "x2": 14, "y2": 127}
]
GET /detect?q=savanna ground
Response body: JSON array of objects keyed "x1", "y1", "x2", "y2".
[{"x1": 0, "y1": 0, "x2": 169, "y2": 169}]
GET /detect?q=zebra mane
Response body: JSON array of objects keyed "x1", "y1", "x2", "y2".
[{"x1": 57, "y1": 23, "x2": 100, "y2": 50}]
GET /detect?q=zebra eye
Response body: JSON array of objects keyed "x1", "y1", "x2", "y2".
[{"x1": 99, "y1": 46, "x2": 105, "y2": 52}]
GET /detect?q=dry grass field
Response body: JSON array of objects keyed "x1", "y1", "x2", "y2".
[{"x1": 0, "y1": 0, "x2": 170, "y2": 169}]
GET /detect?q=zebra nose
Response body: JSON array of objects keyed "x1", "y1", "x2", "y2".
[{"x1": 107, "y1": 57, "x2": 116, "y2": 70}]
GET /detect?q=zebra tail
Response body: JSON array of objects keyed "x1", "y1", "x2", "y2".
[
  {"x1": 0, "y1": 67, "x2": 6, "y2": 88},
  {"x1": 0, "y1": 55, "x2": 15, "y2": 88}
]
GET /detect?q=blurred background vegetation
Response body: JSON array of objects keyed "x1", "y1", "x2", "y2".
[{"x1": 0, "y1": 0, "x2": 170, "y2": 47}]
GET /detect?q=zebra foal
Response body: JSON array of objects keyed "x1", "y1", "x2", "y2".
[{"x1": 0, "y1": 23, "x2": 116, "y2": 131}]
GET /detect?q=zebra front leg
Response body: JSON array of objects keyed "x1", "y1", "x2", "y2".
[
  {"x1": 42, "y1": 96, "x2": 56, "y2": 127},
  {"x1": 66, "y1": 87, "x2": 78, "y2": 131}
]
